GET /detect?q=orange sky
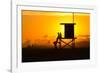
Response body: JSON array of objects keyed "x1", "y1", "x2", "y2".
[{"x1": 22, "y1": 10, "x2": 90, "y2": 48}]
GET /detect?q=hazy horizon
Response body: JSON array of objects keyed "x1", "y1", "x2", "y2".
[{"x1": 22, "y1": 10, "x2": 90, "y2": 49}]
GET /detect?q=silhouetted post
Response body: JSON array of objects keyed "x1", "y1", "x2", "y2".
[
  {"x1": 59, "y1": 32, "x2": 62, "y2": 49},
  {"x1": 72, "y1": 38, "x2": 75, "y2": 48}
]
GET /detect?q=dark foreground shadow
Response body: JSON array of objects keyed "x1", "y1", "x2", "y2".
[{"x1": 22, "y1": 47, "x2": 90, "y2": 62}]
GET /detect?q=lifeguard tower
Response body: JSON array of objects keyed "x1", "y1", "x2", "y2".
[{"x1": 53, "y1": 12, "x2": 76, "y2": 49}]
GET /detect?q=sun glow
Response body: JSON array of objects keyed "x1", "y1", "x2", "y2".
[{"x1": 22, "y1": 10, "x2": 90, "y2": 48}]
